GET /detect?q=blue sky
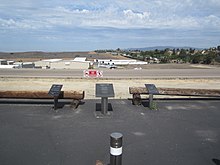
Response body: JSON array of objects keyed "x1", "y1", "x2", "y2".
[{"x1": 0, "y1": 0, "x2": 220, "y2": 52}]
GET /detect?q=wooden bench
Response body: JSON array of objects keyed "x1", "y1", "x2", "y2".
[
  {"x1": 129, "y1": 84, "x2": 159, "y2": 108},
  {"x1": 0, "y1": 90, "x2": 85, "y2": 109},
  {"x1": 129, "y1": 86, "x2": 220, "y2": 105}
]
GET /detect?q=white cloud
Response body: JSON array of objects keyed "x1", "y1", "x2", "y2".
[
  {"x1": 0, "y1": 1, "x2": 220, "y2": 30},
  {"x1": 54, "y1": 6, "x2": 90, "y2": 14},
  {"x1": 0, "y1": 18, "x2": 47, "y2": 29},
  {"x1": 203, "y1": 15, "x2": 220, "y2": 27},
  {"x1": 123, "y1": 10, "x2": 150, "y2": 20}
]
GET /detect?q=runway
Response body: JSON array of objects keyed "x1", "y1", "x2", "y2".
[{"x1": 0, "y1": 68, "x2": 220, "y2": 79}]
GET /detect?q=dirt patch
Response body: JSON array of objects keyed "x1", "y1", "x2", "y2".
[{"x1": 1, "y1": 78, "x2": 219, "y2": 99}]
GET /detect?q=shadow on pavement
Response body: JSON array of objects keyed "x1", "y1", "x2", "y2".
[{"x1": 212, "y1": 159, "x2": 220, "y2": 165}]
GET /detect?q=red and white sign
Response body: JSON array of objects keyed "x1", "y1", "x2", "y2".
[{"x1": 83, "y1": 70, "x2": 103, "y2": 78}]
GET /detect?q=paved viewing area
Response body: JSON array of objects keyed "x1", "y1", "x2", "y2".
[
  {"x1": 1, "y1": 0, "x2": 220, "y2": 164},
  {"x1": 0, "y1": 99, "x2": 219, "y2": 165}
]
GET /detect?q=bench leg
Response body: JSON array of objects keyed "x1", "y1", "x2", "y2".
[
  {"x1": 70, "y1": 99, "x2": 80, "y2": 109},
  {"x1": 132, "y1": 94, "x2": 142, "y2": 105}
]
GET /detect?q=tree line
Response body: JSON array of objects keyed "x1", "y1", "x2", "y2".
[
  {"x1": 95, "y1": 46, "x2": 220, "y2": 64},
  {"x1": 139, "y1": 49, "x2": 218, "y2": 64}
]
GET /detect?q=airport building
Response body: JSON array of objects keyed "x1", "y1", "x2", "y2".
[
  {"x1": 1, "y1": 57, "x2": 147, "y2": 69},
  {"x1": 0, "y1": 59, "x2": 15, "y2": 68},
  {"x1": 34, "y1": 58, "x2": 90, "y2": 69},
  {"x1": 94, "y1": 59, "x2": 148, "y2": 65},
  {"x1": 0, "y1": 59, "x2": 8, "y2": 65}
]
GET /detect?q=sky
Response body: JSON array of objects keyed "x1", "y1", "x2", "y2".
[{"x1": 0, "y1": 0, "x2": 220, "y2": 52}]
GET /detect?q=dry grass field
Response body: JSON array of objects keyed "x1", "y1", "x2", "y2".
[{"x1": 1, "y1": 77, "x2": 220, "y2": 99}]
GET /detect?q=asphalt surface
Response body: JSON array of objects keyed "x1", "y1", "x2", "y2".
[
  {"x1": 0, "y1": 99, "x2": 220, "y2": 165},
  {"x1": 1, "y1": 68, "x2": 220, "y2": 78}
]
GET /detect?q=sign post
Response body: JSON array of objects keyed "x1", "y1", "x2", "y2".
[
  {"x1": 95, "y1": 83, "x2": 115, "y2": 118},
  {"x1": 48, "y1": 84, "x2": 63, "y2": 110},
  {"x1": 145, "y1": 84, "x2": 159, "y2": 110},
  {"x1": 83, "y1": 70, "x2": 103, "y2": 78}
]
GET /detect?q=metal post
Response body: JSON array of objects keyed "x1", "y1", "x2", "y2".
[
  {"x1": 101, "y1": 97, "x2": 108, "y2": 115},
  {"x1": 54, "y1": 97, "x2": 58, "y2": 110},
  {"x1": 110, "y1": 132, "x2": 123, "y2": 165},
  {"x1": 149, "y1": 94, "x2": 153, "y2": 109}
]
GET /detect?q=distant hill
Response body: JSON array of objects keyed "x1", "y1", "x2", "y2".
[
  {"x1": 0, "y1": 51, "x2": 128, "y2": 61},
  {"x1": 125, "y1": 46, "x2": 203, "y2": 51},
  {"x1": 0, "y1": 51, "x2": 91, "y2": 60}
]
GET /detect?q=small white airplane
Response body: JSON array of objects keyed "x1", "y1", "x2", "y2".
[{"x1": 98, "y1": 63, "x2": 117, "y2": 69}]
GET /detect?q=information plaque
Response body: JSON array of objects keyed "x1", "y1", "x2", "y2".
[
  {"x1": 145, "y1": 84, "x2": 159, "y2": 94},
  {"x1": 96, "y1": 84, "x2": 115, "y2": 98},
  {"x1": 145, "y1": 84, "x2": 159, "y2": 110},
  {"x1": 48, "y1": 84, "x2": 63, "y2": 97},
  {"x1": 95, "y1": 83, "x2": 115, "y2": 117},
  {"x1": 48, "y1": 84, "x2": 63, "y2": 110}
]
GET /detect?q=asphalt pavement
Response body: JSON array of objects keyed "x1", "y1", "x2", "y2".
[
  {"x1": 0, "y1": 99, "x2": 220, "y2": 165},
  {"x1": 1, "y1": 68, "x2": 220, "y2": 78}
]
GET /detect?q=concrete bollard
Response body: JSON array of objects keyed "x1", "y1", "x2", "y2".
[{"x1": 110, "y1": 132, "x2": 123, "y2": 165}]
